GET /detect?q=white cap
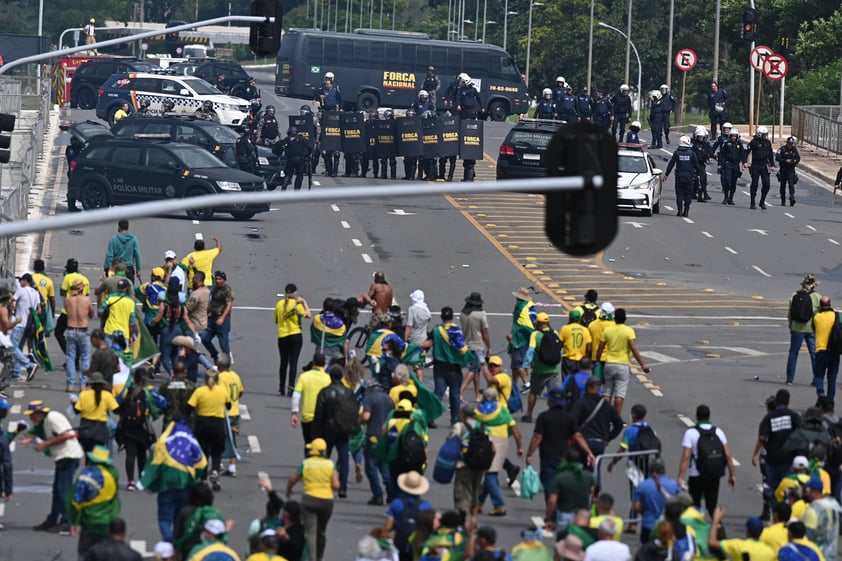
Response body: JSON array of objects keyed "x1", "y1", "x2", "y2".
[
  {"x1": 164, "y1": 250, "x2": 176, "y2": 259},
  {"x1": 204, "y1": 519, "x2": 226, "y2": 535},
  {"x1": 600, "y1": 302, "x2": 615, "y2": 315},
  {"x1": 792, "y1": 456, "x2": 809, "y2": 470},
  {"x1": 260, "y1": 528, "x2": 278, "y2": 538},
  {"x1": 154, "y1": 542, "x2": 175, "y2": 557}
]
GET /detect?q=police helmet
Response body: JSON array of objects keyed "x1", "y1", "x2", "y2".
[
  {"x1": 428, "y1": 66, "x2": 435, "y2": 72},
  {"x1": 419, "y1": 90, "x2": 428, "y2": 99},
  {"x1": 660, "y1": 84, "x2": 669, "y2": 92},
  {"x1": 694, "y1": 126, "x2": 708, "y2": 138},
  {"x1": 722, "y1": 122, "x2": 732, "y2": 132},
  {"x1": 679, "y1": 135, "x2": 691, "y2": 148},
  {"x1": 250, "y1": 99, "x2": 262, "y2": 110},
  {"x1": 216, "y1": 73, "x2": 225, "y2": 79},
  {"x1": 650, "y1": 90, "x2": 662, "y2": 100},
  {"x1": 384, "y1": 109, "x2": 394, "y2": 119},
  {"x1": 140, "y1": 99, "x2": 151, "y2": 108},
  {"x1": 422, "y1": 110, "x2": 434, "y2": 119},
  {"x1": 619, "y1": 84, "x2": 630, "y2": 92},
  {"x1": 162, "y1": 100, "x2": 175, "y2": 111},
  {"x1": 595, "y1": 89, "x2": 604, "y2": 96},
  {"x1": 202, "y1": 100, "x2": 213, "y2": 110},
  {"x1": 756, "y1": 126, "x2": 768, "y2": 137},
  {"x1": 565, "y1": 83, "x2": 573, "y2": 91},
  {"x1": 729, "y1": 129, "x2": 740, "y2": 138},
  {"x1": 248, "y1": 76, "x2": 256, "y2": 83},
  {"x1": 581, "y1": 86, "x2": 589, "y2": 93},
  {"x1": 265, "y1": 105, "x2": 275, "y2": 115},
  {"x1": 458, "y1": 73, "x2": 470, "y2": 84},
  {"x1": 542, "y1": 88, "x2": 552, "y2": 98},
  {"x1": 555, "y1": 76, "x2": 565, "y2": 84},
  {"x1": 405, "y1": 109, "x2": 416, "y2": 117},
  {"x1": 299, "y1": 104, "x2": 312, "y2": 115},
  {"x1": 630, "y1": 120, "x2": 641, "y2": 130},
  {"x1": 787, "y1": 136, "x2": 796, "y2": 144},
  {"x1": 288, "y1": 127, "x2": 298, "y2": 135},
  {"x1": 325, "y1": 71, "x2": 335, "y2": 80}
]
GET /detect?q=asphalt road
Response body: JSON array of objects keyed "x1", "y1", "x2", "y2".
[{"x1": 2, "y1": 68, "x2": 842, "y2": 559}]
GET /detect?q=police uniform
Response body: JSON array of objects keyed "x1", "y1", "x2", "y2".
[
  {"x1": 591, "y1": 91, "x2": 613, "y2": 131},
  {"x1": 458, "y1": 83, "x2": 482, "y2": 182},
  {"x1": 708, "y1": 85, "x2": 728, "y2": 136},
  {"x1": 379, "y1": 113, "x2": 398, "y2": 180},
  {"x1": 235, "y1": 133, "x2": 258, "y2": 175},
  {"x1": 575, "y1": 89, "x2": 592, "y2": 121},
  {"x1": 746, "y1": 134, "x2": 775, "y2": 209},
  {"x1": 649, "y1": 96, "x2": 664, "y2": 148},
  {"x1": 665, "y1": 143, "x2": 699, "y2": 217},
  {"x1": 422, "y1": 70, "x2": 441, "y2": 107},
  {"x1": 775, "y1": 141, "x2": 801, "y2": 206},
  {"x1": 361, "y1": 114, "x2": 379, "y2": 178},
  {"x1": 536, "y1": 97, "x2": 556, "y2": 120},
  {"x1": 610, "y1": 91, "x2": 633, "y2": 142},
  {"x1": 717, "y1": 135, "x2": 745, "y2": 205},
  {"x1": 278, "y1": 131, "x2": 313, "y2": 191},
  {"x1": 660, "y1": 92, "x2": 675, "y2": 144},
  {"x1": 256, "y1": 113, "x2": 281, "y2": 147},
  {"x1": 691, "y1": 137, "x2": 713, "y2": 201},
  {"x1": 443, "y1": 77, "x2": 461, "y2": 113},
  {"x1": 557, "y1": 89, "x2": 578, "y2": 123},
  {"x1": 316, "y1": 82, "x2": 343, "y2": 111}
]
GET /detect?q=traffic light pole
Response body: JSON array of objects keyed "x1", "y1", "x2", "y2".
[
  {"x1": 748, "y1": 0, "x2": 755, "y2": 136},
  {"x1": 0, "y1": 16, "x2": 274, "y2": 76}
]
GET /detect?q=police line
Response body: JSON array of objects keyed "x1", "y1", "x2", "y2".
[
  {"x1": 291, "y1": 111, "x2": 485, "y2": 161},
  {"x1": 0, "y1": 177, "x2": 601, "y2": 238}
]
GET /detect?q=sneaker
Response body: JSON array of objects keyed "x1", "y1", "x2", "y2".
[
  {"x1": 506, "y1": 465, "x2": 521, "y2": 488},
  {"x1": 65, "y1": 386, "x2": 75, "y2": 393},
  {"x1": 489, "y1": 507, "x2": 507, "y2": 516},
  {"x1": 222, "y1": 469, "x2": 237, "y2": 477},
  {"x1": 135, "y1": 480, "x2": 144, "y2": 491},
  {"x1": 790, "y1": 200, "x2": 795, "y2": 206},
  {"x1": 522, "y1": 382, "x2": 531, "y2": 391},
  {"x1": 367, "y1": 496, "x2": 385, "y2": 506},
  {"x1": 26, "y1": 362, "x2": 39, "y2": 381},
  {"x1": 127, "y1": 481, "x2": 136, "y2": 491},
  {"x1": 210, "y1": 472, "x2": 221, "y2": 492},
  {"x1": 33, "y1": 520, "x2": 58, "y2": 532},
  {"x1": 338, "y1": 491, "x2": 347, "y2": 499},
  {"x1": 355, "y1": 464, "x2": 363, "y2": 483},
  {"x1": 520, "y1": 415, "x2": 533, "y2": 423},
  {"x1": 57, "y1": 524, "x2": 71, "y2": 536}
]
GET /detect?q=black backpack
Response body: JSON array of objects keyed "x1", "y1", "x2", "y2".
[
  {"x1": 463, "y1": 424, "x2": 494, "y2": 470},
  {"x1": 790, "y1": 291, "x2": 814, "y2": 323},
  {"x1": 781, "y1": 417, "x2": 830, "y2": 460},
  {"x1": 632, "y1": 425, "x2": 662, "y2": 454},
  {"x1": 828, "y1": 313, "x2": 842, "y2": 356},
  {"x1": 327, "y1": 386, "x2": 360, "y2": 436},
  {"x1": 395, "y1": 421, "x2": 426, "y2": 475},
  {"x1": 561, "y1": 373, "x2": 586, "y2": 409},
  {"x1": 581, "y1": 304, "x2": 598, "y2": 327},
  {"x1": 537, "y1": 329, "x2": 562, "y2": 366},
  {"x1": 694, "y1": 426, "x2": 726, "y2": 478}
]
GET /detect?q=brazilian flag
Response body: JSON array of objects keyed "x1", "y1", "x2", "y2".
[
  {"x1": 310, "y1": 312, "x2": 347, "y2": 350},
  {"x1": 30, "y1": 307, "x2": 53, "y2": 371},
  {"x1": 409, "y1": 371, "x2": 445, "y2": 422},
  {"x1": 141, "y1": 420, "x2": 208, "y2": 493},
  {"x1": 120, "y1": 321, "x2": 160, "y2": 369}
]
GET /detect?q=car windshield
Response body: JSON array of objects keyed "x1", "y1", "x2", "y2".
[
  {"x1": 509, "y1": 130, "x2": 553, "y2": 149},
  {"x1": 201, "y1": 124, "x2": 240, "y2": 142},
  {"x1": 183, "y1": 78, "x2": 224, "y2": 95},
  {"x1": 133, "y1": 62, "x2": 158, "y2": 72},
  {"x1": 171, "y1": 147, "x2": 226, "y2": 168},
  {"x1": 618, "y1": 154, "x2": 648, "y2": 173}
]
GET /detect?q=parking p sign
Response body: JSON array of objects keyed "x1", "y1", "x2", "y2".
[{"x1": 674, "y1": 49, "x2": 697, "y2": 72}]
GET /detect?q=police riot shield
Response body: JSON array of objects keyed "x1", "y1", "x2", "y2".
[
  {"x1": 437, "y1": 115, "x2": 460, "y2": 157},
  {"x1": 372, "y1": 120, "x2": 397, "y2": 158},
  {"x1": 397, "y1": 116, "x2": 423, "y2": 158},
  {"x1": 340, "y1": 112, "x2": 366, "y2": 153},
  {"x1": 365, "y1": 119, "x2": 377, "y2": 154},
  {"x1": 459, "y1": 119, "x2": 484, "y2": 160},
  {"x1": 421, "y1": 117, "x2": 440, "y2": 159},
  {"x1": 289, "y1": 113, "x2": 316, "y2": 150},
  {"x1": 320, "y1": 111, "x2": 342, "y2": 152}
]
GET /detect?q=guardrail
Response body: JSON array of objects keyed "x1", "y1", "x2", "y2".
[
  {"x1": 593, "y1": 449, "x2": 661, "y2": 525},
  {"x1": 791, "y1": 105, "x2": 842, "y2": 158}
]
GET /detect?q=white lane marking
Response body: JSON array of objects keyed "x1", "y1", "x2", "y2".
[
  {"x1": 531, "y1": 516, "x2": 555, "y2": 538},
  {"x1": 747, "y1": 229, "x2": 768, "y2": 236},
  {"x1": 677, "y1": 415, "x2": 695, "y2": 427},
  {"x1": 192, "y1": 220, "x2": 200, "y2": 225},
  {"x1": 362, "y1": 253, "x2": 373, "y2": 264},
  {"x1": 340, "y1": 221, "x2": 351, "y2": 229},
  {"x1": 130, "y1": 540, "x2": 149, "y2": 556},
  {"x1": 313, "y1": 180, "x2": 321, "y2": 186},
  {"x1": 195, "y1": 232, "x2": 203, "y2": 240},
  {"x1": 330, "y1": 204, "x2": 340, "y2": 212},
  {"x1": 389, "y1": 208, "x2": 416, "y2": 216},
  {"x1": 717, "y1": 346, "x2": 768, "y2": 357},
  {"x1": 13, "y1": 390, "x2": 23, "y2": 398},
  {"x1": 806, "y1": 225, "x2": 816, "y2": 231},
  {"x1": 0, "y1": 502, "x2": 5, "y2": 517},
  {"x1": 785, "y1": 213, "x2": 794, "y2": 218},
  {"x1": 352, "y1": 239, "x2": 363, "y2": 247},
  {"x1": 682, "y1": 217, "x2": 694, "y2": 224},
  {"x1": 650, "y1": 389, "x2": 664, "y2": 397},
  {"x1": 664, "y1": 205, "x2": 674, "y2": 211},
  {"x1": 10, "y1": 405, "x2": 20, "y2": 414},
  {"x1": 725, "y1": 246, "x2": 738, "y2": 254},
  {"x1": 248, "y1": 435, "x2": 262, "y2": 453},
  {"x1": 702, "y1": 231, "x2": 713, "y2": 238},
  {"x1": 742, "y1": 190, "x2": 750, "y2": 196},
  {"x1": 829, "y1": 239, "x2": 840, "y2": 246},
  {"x1": 752, "y1": 265, "x2": 772, "y2": 277},
  {"x1": 240, "y1": 404, "x2": 250, "y2": 421},
  {"x1": 640, "y1": 351, "x2": 680, "y2": 363}
]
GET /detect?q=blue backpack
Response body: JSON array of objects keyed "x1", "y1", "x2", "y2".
[{"x1": 433, "y1": 435, "x2": 462, "y2": 484}]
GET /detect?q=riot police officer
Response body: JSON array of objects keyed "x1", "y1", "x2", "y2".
[
  {"x1": 243, "y1": 76, "x2": 260, "y2": 101},
  {"x1": 361, "y1": 112, "x2": 379, "y2": 179},
  {"x1": 665, "y1": 135, "x2": 699, "y2": 217},
  {"x1": 536, "y1": 88, "x2": 556, "y2": 119},
  {"x1": 552, "y1": 76, "x2": 566, "y2": 105},
  {"x1": 65, "y1": 136, "x2": 85, "y2": 210},
  {"x1": 256, "y1": 105, "x2": 280, "y2": 147},
  {"x1": 199, "y1": 100, "x2": 219, "y2": 122},
  {"x1": 708, "y1": 81, "x2": 729, "y2": 137},
  {"x1": 659, "y1": 84, "x2": 674, "y2": 144},
  {"x1": 625, "y1": 120, "x2": 641, "y2": 144},
  {"x1": 161, "y1": 99, "x2": 177, "y2": 117},
  {"x1": 443, "y1": 74, "x2": 463, "y2": 113},
  {"x1": 278, "y1": 127, "x2": 313, "y2": 191},
  {"x1": 775, "y1": 136, "x2": 801, "y2": 206},
  {"x1": 402, "y1": 109, "x2": 421, "y2": 180},
  {"x1": 342, "y1": 111, "x2": 367, "y2": 178},
  {"x1": 456, "y1": 76, "x2": 481, "y2": 119},
  {"x1": 745, "y1": 126, "x2": 776, "y2": 209},
  {"x1": 557, "y1": 84, "x2": 577, "y2": 124},
  {"x1": 316, "y1": 76, "x2": 343, "y2": 111},
  {"x1": 575, "y1": 86, "x2": 592, "y2": 121},
  {"x1": 136, "y1": 99, "x2": 153, "y2": 115},
  {"x1": 649, "y1": 91, "x2": 664, "y2": 148},
  {"x1": 411, "y1": 90, "x2": 435, "y2": 115},
  {"x1": 712, "y1": 121, "x2": 732, "y2": 191},
  {"x1": 591, "y1": 89, "x2": 613, "y2": 131},
  {"x1": 422, "y1": 66, "x2": 441, "y2": 107},
  {"x1": 215, "y1": 73, "x2": 229, "y2": 94},
  {"x1": 235, "y1": 129, "x2": 258, "y2": 175},
  {"x1": 610, "y1": 84, "x2": 632, "y2": 142},
  {"x1": 380, "y1": 110, "x2": 398, "y2": 179},
  {"x1": 691, "y1": 127, "x2": 713, "y2": 202},
  {"x1": 717, "y1": 129, "x2": 745, "y2": 205},
  {"x1": 245, "y1": 99, "x2": 262, "y2": 138}
]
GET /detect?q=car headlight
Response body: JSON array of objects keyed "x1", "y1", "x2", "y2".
[
  {"x1": 628, "y1": 182, "x2": 651, "y2": 190},
  {"x1": 217, "y1": 181, "x2": 241, "y2": 191},
  {"x1": 258, "y1": 156, "x2": 269, "y2": 166},
  {"x1": 219, "y1": 103, "x2": 238, "y2": 111}
]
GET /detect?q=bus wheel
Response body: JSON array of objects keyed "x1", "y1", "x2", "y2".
[
  {"x1": 356, "y1": 92, "x2": 379, "y2": 112},
  {"x1": 488, "y1": 100, "x2": 508, "y2": 122}
]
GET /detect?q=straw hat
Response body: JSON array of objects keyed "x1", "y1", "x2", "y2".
[{"x1": 397, "y1": 470, "x2": 430, "y2": 495}]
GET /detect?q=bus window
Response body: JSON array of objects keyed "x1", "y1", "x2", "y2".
[
  {"x1": 431, "y1": 47, "x2": 450, "y2": 74},
  {"x1": 463, "y1": 50, "x2": 488, "y2": 78},
  {"x1": 339, "y1": 39, "x2": 354, "y2": 65},
  {"x1": 306, "y1": 36, "x2": 323, "y2": 65},
  {"x1": 416, "y1": 45, "x2": 432, "y2": 69},
  {"x1": 400, "y1": 44, "x2": 416, "y2": 68},
  {"x1": 370, "y1": 41, "x2": 386, "y2": 66},
  {"x1": 354, "y1": 42, "x2": 369, "y2": 65},
  {"x1": 446, "y1": 47, "x2": 462, "y2": 73},
  {"x1": 489, "y1": 55, "x2": 521, "y2": 79},
  {"x1": 323, "y1": 38, "x2": 339, "y2": 66}
]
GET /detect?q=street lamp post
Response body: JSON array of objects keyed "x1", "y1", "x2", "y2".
[
  {"x1": 482, "y1": 20, "x2": 495, "y2": 43},
  {"x1": 525, "y1": 1, "x2": 544, "y2": 88},
  {"x1": 598, "y1": 22, "x2": 641, "y2": 122},
  {"x1": 665, "y1": 0, "x2": 674, "y2": 86},
  {"x1": 624, "y1": 0, "x2": 632, "y2": 85},
  {"x1": 587, "y1": 0, "x2": 594, "y2": 90},
  {"x1": 504, "y1": 10, "x2": 517, "y2": 51}
]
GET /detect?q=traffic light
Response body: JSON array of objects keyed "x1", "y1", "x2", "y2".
[
  {"x1": 249, "y1": 0, "x2": 283, "y2": 57},
  {"x1": 742, "y1": 8, "x2": 757, "y2": 42},
  {"x1": 0, "y1": 113, "x2": 15, "y2": 164},
  {"x1": 543, "y1": 122, "x2": 618, "y2": 256},
  {"x1": 780, "y1": 36, "x2": 797, "y2": 59}
]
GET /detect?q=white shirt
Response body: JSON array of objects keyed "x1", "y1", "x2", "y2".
[
  {"x1": 681, "y1": 422, "x2": 728, "y2": 477},
  {"x1": 42, "y1": 410, "x2": 84, "y2": 461},
  {"x1": 584, "y1": 540, "x2": 631, "y2": 561},
  {"x1": 14, "y1": 285, "x2": 41, "y2": 324},
  {"x1": 171, "y1": 267, "x2": 187, "y2": 292}
]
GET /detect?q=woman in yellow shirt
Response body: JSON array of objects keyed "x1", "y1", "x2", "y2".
[
  {"x1": 187, "y1": 370, "x2": 231, "y2": 491},
  {"x1": 286, "y1": 437, "x2": 339, "y2": 561},
  {"x1": 274, "y1": 283, "x2": 310, "y2": 396},
  {"x1": 74, "y1": 371, "x2": 119, "y2": 452}
]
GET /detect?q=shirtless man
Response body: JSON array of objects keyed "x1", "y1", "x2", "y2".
[{"x1": 359, "y1": 272, "x2": 393, "y2": 315}]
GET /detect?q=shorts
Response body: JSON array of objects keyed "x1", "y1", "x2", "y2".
[
  {"x1": 468, "y1": 349, "x2": 487, "y2": 374},
  {"x1": 529, "y1": 372, "x2": 560, "y2": 396},
  {"x1": 453, "y1": 467, "x2": 484, "y2": 511},
  {"x1": 511, "y1": 346, "x2": 527, "y2": 370},
  {"x1": 603, "y1": 363, "x2": 631, "y2": 399},
  {"x1": 593, "y1": 361, "x2": 604, "y2": 382},
  {"x1": 562, "y1": 357, "x2": 579, "y2": 377}
]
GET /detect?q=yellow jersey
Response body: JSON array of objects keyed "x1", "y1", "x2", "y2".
[
  {"x1": 182, "y1": 247, "x2": 221, "y2": 287},
  {"x1": 74, "y1": 389, "x2": 119, "y2": 422},
  {"x1": 389, "y1": 382, "x2": 418, "y2": 406},
  {"x1": 559, "y1": 323, "x2": 592, "y2": 361},
  {"x1": 188, "y1": 384, "x2": 231, "y2": 418},
  {"x1": 294, "y1": 368, "x2": 331, "y2": 423},
  {"x1": 719, "y1": 538, "x2": 775, "y2": 561},
  {"x1": 274, "y1": 298, "x2": 306, "y2": 338},
  {"x1": 32, "y1": 272, "x2": 55, "y2": 305},
  {"x1": 588, "y1": 318, "x2": 615, "y2": 361},
  {"x1": 299, "y1": 456, "x2": 335, "y2": 500},
  {"x1": 218, "y1": 369, "x2": 244, "y2": 417},
  {"x1": 102, "y1": 293, "x2": 136, "y2": 336},
  {"x1": 602, "y1": 324, "x2": 636, "y2": 364}
]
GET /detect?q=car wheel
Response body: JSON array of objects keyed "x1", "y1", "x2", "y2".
[
  {"x1": 487, "y1": 100, "x2": 508, "y2": 122},
  {"x1": 356, "y1": 92, "x2": 379, "y2": 112},
  {"x1": 107, "y1": 105, "x2": 120, "y2": 126},
  {"x1": 80, "y1": 182, "x2": 110, "y2": 210},
  {"x1": 653, "y1": 200, "x2": 660, "y2": 214},
  {"x1": 230, "y1": 211, "x2": 256, "y2": 220},
  {"x1": 76, "y1": 87, "x2": 97, "y2": 110},
  {"x1": 642, "y1": 207, "x2": 652, "y2": 217},
  {"x1": 184, "y1": 187, "x2": 215, "y2": 220}
]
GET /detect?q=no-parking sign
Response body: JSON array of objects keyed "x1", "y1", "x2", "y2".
[{"x1": 674, "y1": 49, "x2": 697, "y2": 71}]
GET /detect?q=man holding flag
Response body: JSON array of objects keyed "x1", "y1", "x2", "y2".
[{"x1": 426, "y1": 307, "x2": 475, "y2": 426}]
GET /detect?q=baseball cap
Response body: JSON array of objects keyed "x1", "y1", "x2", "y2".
[
  {"x1": 600, "y1": 302, "x2": 615, "y2": 315},
  {"x1": 792, "y1": 455, "x2": 809, "y2": 470},
  {"x1": 569, "y1": 307, "x2": 583, "y2": 321},
  {"x1": 746, "y1": 517, "x2": 764, "y2": 538},
  {"x1": 204, "y1": 519, "x2": 227, "y2": 535},
  {"x1": 487, "y1": 355, "x2": 503, "y2": 366},
  {"x1": 214, "y1": 270, "x2": 227, "y2": 280},
  {"x1": 151, "y1": 267, "x2": 165, "y2": 279},
  {"x1": 153, "y1": 541, "x2": 175, "y2": 558},
  {"x1": 805, "y1": 477, "x2": 824, "y2": 491},
  {"x1": 164, "y1": 250, "x2": 177, "y2": 260},
  {"x1": 260, "y1": 528, "x2": 278, "y2": 538},
  {"x1": 536, "y1": 312, "x2": 550, "y2": 323}
]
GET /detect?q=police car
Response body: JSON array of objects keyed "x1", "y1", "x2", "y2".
[
  {"x1": 95, "y1": 72, "x2": 250, "y2": 126},
  {"x1": 496, "y1": 119, "x2": 562, "y2": 180},
  {"x1": 616, "y1": 145, "x2": 664, "y2": 216},
  {"x1": 68, "y1": 137, "x2": 269, "y2": 220}
]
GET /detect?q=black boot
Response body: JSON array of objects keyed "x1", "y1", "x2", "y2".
[{"x1": 750, "y1": 198, "x2": 756, "y2": 209}]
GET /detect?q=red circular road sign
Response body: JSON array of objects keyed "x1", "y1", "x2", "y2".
[
  {"x1": 674, "y1": 49, "x2": 697, "y2": 71},
  {"x1": 750, "y1": 45, "x2": 773, "y2": 71},
  {"x1": 762, "y1": 54, "x2": 788, "y2": 81}
]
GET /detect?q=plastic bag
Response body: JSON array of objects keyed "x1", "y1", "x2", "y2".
[{"x1": 520, "y1": 464, "x2": 540, "y2": 500}]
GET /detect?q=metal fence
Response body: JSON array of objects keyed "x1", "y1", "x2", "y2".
[
  {"x1": 593, "y1": 449, "x2": 661, "y2": 525},
  {"x1": 0, "y1": 75, "x2": 51, "y2": 278},
  {"x1": 791, "y1": 105, "x2": 842, "y2": 158}
]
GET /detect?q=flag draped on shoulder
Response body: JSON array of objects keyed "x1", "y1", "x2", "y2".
[
  {"x1": 141, "y1": 420, "x2": 207, "y2": 493},
  {"x1": 30, "y1": 307, "x2": 53, "y2": 371},
  {"x1": 310, "y1": 311, "x2": 347, "y2": 349},
  {"x1": 124, "y1": 320, "x2": 160, "y2": 368},
  {"x1": 431, "y1": 324, "x2": 475, "y2": 367},
  {"x1": 409, "y1": 371, "x2": 445, "y2": 422}
]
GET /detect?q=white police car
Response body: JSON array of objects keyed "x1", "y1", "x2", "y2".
[
  {"x1": 616, "y1": 146, "x2": 664, "y2": 216},
  {"x1": 95, "y1": 72, "x2": 250, "y2": 126}
]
